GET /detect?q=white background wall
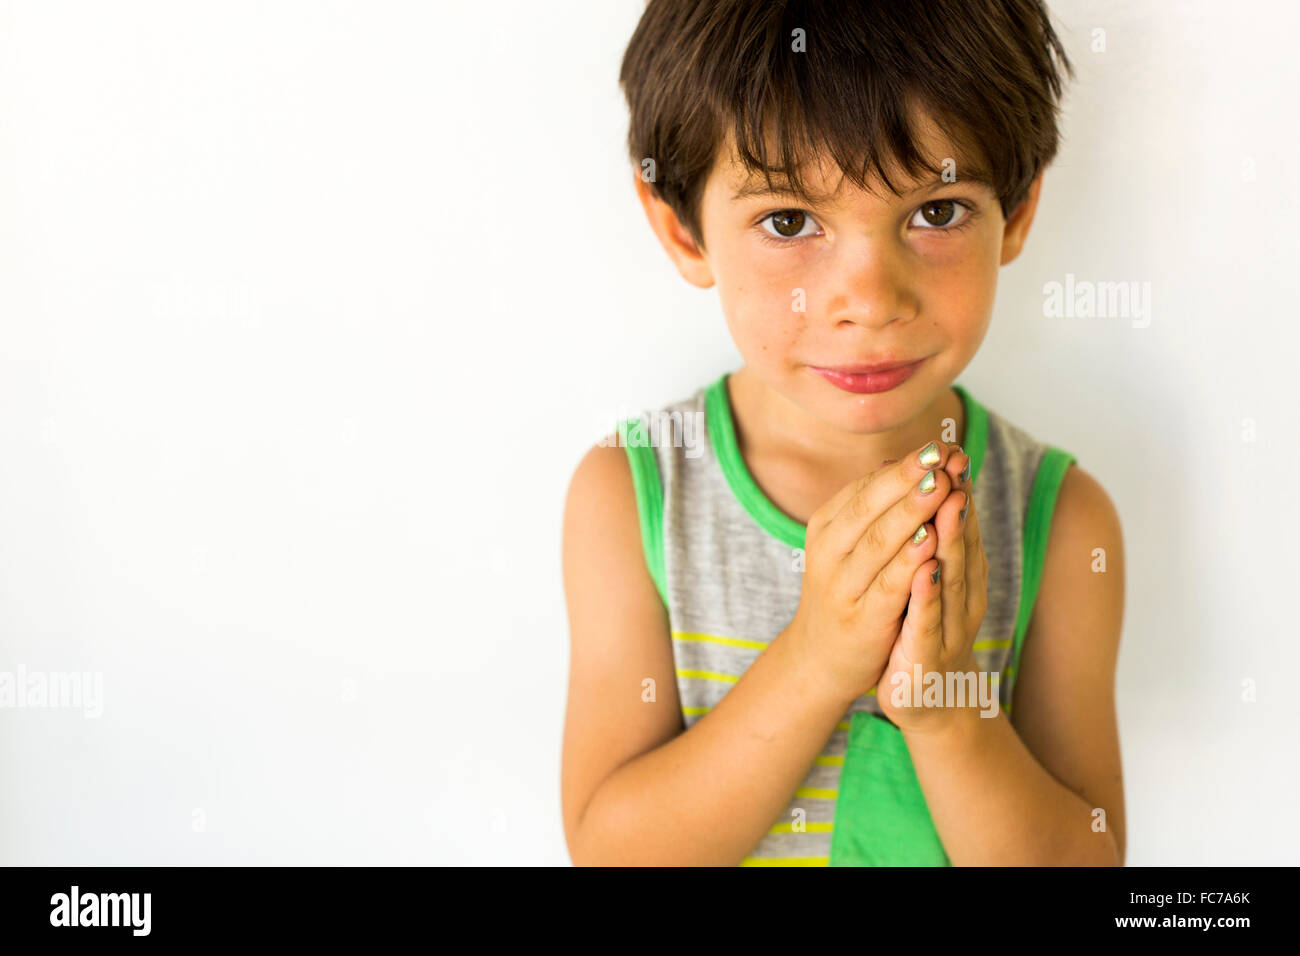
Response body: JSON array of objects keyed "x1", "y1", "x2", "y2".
[{"x1": 0, "y1": 0, "x2": 1295, "y2": 865}]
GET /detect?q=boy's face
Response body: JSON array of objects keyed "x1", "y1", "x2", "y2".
[{"x1": 638, "y1": 111, "x2": 1042, "y2": 434}]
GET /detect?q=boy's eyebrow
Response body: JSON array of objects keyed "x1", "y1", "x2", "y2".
[
  {"x1": 729, "y1": 175, "x2": 833, "y2": 203},
  {"x1": 730, "y1": 168, "x2": 997, "y2": 203},
  {"x1": 903, "y1": 169, "x2": 998, "y2": 194}
]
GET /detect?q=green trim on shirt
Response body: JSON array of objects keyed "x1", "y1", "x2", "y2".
[
  {"x1": 620, "y1": 416, "x2": 669, "y2": 608},
  {"x1": 704, "y1": 371, "x2": 988, "y2": 549},
  {"x1": 1005, "y1": 445, "x2": 1077, "y2": 711}
]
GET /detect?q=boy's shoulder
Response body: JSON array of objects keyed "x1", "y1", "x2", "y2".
[
  {"x1": 565, "y1": 375, "x2": 712, "y2": 516},
  {"x1": 640, "y1": 378, "x2": 713, "y2": 418},
  {"x1": 563, "y1": 429, "x2": 664, "y2": 607},
  {"x1": 970, "y1": 394, "x2": 1122, "y2": 582},
  {"x1": 607, "y1": 378, "x2": 715, "y2": 471},
  {"x1": 975, "y1": 393, "x2": 1122, "y2": 590},
  {"x1": 963, "y1": 390, "x2": 1064, "y2": 495}
]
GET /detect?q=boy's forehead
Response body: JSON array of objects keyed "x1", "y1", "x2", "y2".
[
  {"x1": 718, "y1": 139, "x2": 845, "y2": 201},
  {"x1": 714, "y1": 109, "x2": 990, "y2": 203}
]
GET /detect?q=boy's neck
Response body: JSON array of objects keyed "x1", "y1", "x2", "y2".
[{"x1": 726, "y1": 365, "x2": 966, "y2": 478}]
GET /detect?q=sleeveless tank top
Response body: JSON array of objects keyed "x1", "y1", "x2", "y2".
[{"x1": 618, "y1": 370, "x2": 1076, "y2": 866}]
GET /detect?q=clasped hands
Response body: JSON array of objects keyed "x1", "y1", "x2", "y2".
[{"x1": 787, "y1": 438, "x2": 990, "y2": 734}]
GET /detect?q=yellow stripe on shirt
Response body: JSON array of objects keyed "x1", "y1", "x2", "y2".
[
  {"x1": 672, "y1": 631, "x2": 768, "y2": 651},
  {"x1": 741, "y1": 856, "x2": 830, "y2": 866}
]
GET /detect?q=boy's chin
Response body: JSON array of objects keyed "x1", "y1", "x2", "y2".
[
  {"x1": 801, "y1": 380, "x2": 935, "y2": 434},
  {"x1": 804, "y1": 397, "x2": 913, "y2": 435}
]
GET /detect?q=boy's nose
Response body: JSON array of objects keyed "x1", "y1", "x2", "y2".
[{"x1": 822, "y1": 246, "x2": 917, "y2": 329}]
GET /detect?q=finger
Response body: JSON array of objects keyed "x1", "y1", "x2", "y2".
[
  {"x1": 809, "y1": 459, "x2": 903, "y2": 537},
  {"x1": 960, "y1": 486, "x2": 989, "y2": 623},
  {"x1": 935, "y1": 489, "x2": 968, "y2": 656},
  {"x1": 809, "y1": 439, "x2": 955, "y2": 544},
  {"x1": 855, "y1": 516, "x2": 936, "y2": 613},
  {"x1": 821, "y1": 439, "x2": 954, "y2": 557},
  {"x1": 944, "y1": 445, "x2": 972, "y2": 494},
  {"x1": 840, "y1": 462, "x2": 953, "y2": 592},
  {"x1": 899, "y1": 557, "x2": 944, "y2": 667}
]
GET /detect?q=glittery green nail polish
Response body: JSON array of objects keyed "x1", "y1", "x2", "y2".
[
  {"x1": 930, "y1": 565, "x2": 941, "y2": 584},
  {"x1": 959, "y1": 460, "x2": 971, "y2": 484},
  {"x1": 912, "y1": 525, "x2": 928, "y2": 545},
  {"x1": 919, "y1": 469, "x2": 936, "y2": 494},
  {"x1": 960, "y1": 496, "x2": 969, "y2": 521},
  {"x1": 918, "y1": 440, "x2": 941, "y2": 468}
]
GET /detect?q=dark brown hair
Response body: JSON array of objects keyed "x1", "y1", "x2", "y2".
[{"x1": 619, "y1": 0, "x2": 1074, "y2": 248}]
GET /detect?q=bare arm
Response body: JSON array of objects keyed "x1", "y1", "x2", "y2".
[
  {"x1": 556, "y1": 442, "x2": 852, "y2": 868},
  {"x1": 560, "y1": 441, "x2": 855, "y2": 866},
  {"x1": 900, "y1": 465, "x2": 1126, "y2": 865}
]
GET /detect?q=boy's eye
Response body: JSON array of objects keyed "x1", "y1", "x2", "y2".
[
  {"x1": 911, "y1": 199, "x2": 970, "y2": 229},
  {"x1": 760, "y1": 210, "x2": 821, "y2": 239}
]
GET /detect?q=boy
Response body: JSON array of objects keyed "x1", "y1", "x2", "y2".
[{"x1": 561, "y1": 0, "x2": 1124, "y2": 866}]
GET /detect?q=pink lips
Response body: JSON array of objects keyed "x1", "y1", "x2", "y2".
[{"x1": 808, "y1": 358, "x2": 926, "y2": 394}]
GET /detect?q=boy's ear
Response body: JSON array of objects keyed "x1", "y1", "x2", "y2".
[
  {"x1": 999, "y1": 173, "x2": 1045, "y2": 266},
  {"x1": 634, "y1": 173, "x2": 715, "y2": 289}
]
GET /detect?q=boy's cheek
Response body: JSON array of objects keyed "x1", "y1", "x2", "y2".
[
  {"x1": 919, "y1": 247, "x2": 1001, "y2": 312},
  {"x1": 729, "y1": 303, "x2": 807, "y2": 365},
  {"x1": 719, "y1": 278, "x2": 808, "y2": 348}
]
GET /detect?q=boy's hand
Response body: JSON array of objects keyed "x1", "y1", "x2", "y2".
[
  {"x1": 786, "y1": 439, "x2": 956, "y2": 704},
  {"x1": 877, "y1": 444, "x2": 991, "y2": 733}
]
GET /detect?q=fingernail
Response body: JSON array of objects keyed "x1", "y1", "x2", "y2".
[
  {"x1": 912, "y1": 525, "x2": 928, "y2": 545},
  {"x1": 918, "y1": 441, "x2": 941, "y2": 468},
  {"x1": 960, "y1": 495, "x2": 969, "y2": 521},
  {"x1": 953, "y1": 444, "x2": 963, "y2": 455},
  {"x1": 930, "y1": 565, "x2": 941, "y2": 584},
  {"x1": 959, "y1": 460, "x2": 971, "y2": 484},
  {"x1": 918, "y1": 469, "x2": 936, "y2": 494}
]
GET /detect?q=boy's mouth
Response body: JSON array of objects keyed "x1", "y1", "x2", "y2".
[{"x1": 807, "y1": 357, "x2": 927, "y2": 394}]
